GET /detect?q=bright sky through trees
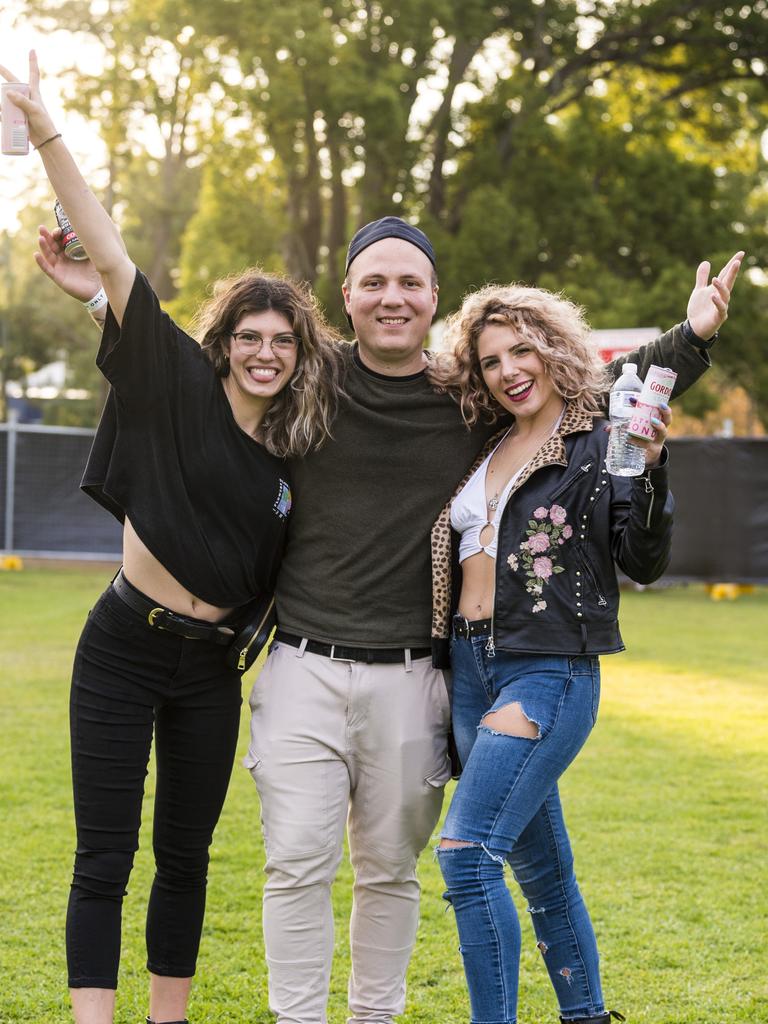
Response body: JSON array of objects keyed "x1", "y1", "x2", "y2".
[{"x1": 0, "y1": 2, "x2": 105, "y2": 231}]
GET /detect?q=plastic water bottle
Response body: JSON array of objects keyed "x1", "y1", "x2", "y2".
[{"x1": 606, "y1": 363, "x2": 645, "y2": 476}]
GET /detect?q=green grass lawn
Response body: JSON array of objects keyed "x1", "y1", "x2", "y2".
[{"x1": 1, "y1": 569, "x2": 766, "y2": 1024}]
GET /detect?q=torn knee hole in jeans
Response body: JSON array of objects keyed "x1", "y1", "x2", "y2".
[
  {"x1": 437, "y1": 840, "x2": 506, "y2": 867},
  {"x1": 438, "y1": 838, "x2": 478, "y2": 850},
  {"x1": 480, "y1": 701, "x2": 541, "y2": 740}
]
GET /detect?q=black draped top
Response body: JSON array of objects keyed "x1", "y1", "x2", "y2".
[{"x1": 81, "y1": 268, "x2": 291, "y2": 607}]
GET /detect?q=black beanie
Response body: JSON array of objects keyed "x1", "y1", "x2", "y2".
[{"x1": 345, "y1": 216, "x2": 436, "y2": 275}]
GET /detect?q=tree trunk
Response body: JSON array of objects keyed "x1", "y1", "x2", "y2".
[{"x1": 326, "y1": 130, "x2": 348, "y2": 322}]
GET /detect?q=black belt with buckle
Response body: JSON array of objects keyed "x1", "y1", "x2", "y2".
[
  {"x1": 452, "y1": 615, "x2": 493, "y2": 640},
  {"x1": 112, "y1": 570, "x2": 236, "y2": 645},
  {"x1": 274, "y1": 630, "x2": 431, "y2": 664}
]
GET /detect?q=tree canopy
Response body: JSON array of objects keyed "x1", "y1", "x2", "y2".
[{"x1": 5, "y1": 0, "x2": 768, "y2": 422}]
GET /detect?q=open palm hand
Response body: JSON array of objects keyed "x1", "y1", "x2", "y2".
[{"x1": 686, "y1": 251, "x2": 744, "y2": 341}]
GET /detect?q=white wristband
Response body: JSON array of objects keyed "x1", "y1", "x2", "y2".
[{"x1": 83, "y1": 288, "x2": 108, "y2": 313}]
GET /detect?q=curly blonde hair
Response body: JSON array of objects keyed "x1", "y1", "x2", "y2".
[
  {"x1": 428, "y1": 283, "x2": 611, "y2": 426},
  {"x1": 191, "y1": 269, "x2": 345, "y2": 458}
]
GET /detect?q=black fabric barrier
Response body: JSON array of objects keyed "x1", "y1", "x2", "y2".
[
  {"x1": 1, "y1": 429, "x2": 122, "y2": 557},
  {"x1": 664, "y1": 437, "x2": 768, "y2": 583},
  {"x1": 2, "y1": 428, "x2": 766, "y2": 577}
]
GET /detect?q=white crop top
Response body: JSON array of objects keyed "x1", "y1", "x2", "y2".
[
  {"x1": 451, "y1": 431, "x2": 522, "y2": 562},
  {"x1": 451, "y1": 410, "x2": 564, "y2": 563}
]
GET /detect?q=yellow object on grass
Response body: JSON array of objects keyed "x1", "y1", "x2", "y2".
[{"x1": 705, "y1": 583, "x2": 756, "y2": 601}]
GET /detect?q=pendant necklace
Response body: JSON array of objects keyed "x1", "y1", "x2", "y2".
[
  {"x1": 487, "y1": 433, "x2": 509, "y2": 512},
  {"x1": 487, "y1": 406, "x2": 564, "y2": 513}
]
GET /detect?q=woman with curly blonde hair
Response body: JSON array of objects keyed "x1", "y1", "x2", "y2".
[
  {"x1": 434, "y1": 280, "x2": 676, "y2": 1024},
  {"x1": 430, "y1": 282, "x2": 611, "y2": 425},
  {"x1": 432, "y1": 253, "x2": 765, "y2": 1018}
]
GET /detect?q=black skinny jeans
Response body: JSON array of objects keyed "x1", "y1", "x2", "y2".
[{"x1": 67, "y1": 583, "x2": 242, "y2": 989}]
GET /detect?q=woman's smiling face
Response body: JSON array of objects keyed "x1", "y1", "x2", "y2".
[
  {"x1": 225, "y1": 309, "x2": 299, "y2": 405},
  {"x1": 476, "y1": 323, "x2": 558, "y2": 421}
]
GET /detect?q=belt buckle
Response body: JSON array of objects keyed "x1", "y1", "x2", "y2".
[
  {"x1": 455, "y1": 615, "x2": 470, "y2": 640},
  {"x1": 147, "y1": 607, "x2": 165, "y2": 627},
  {"x1": 329, "y1": 644, "x2": 357, "y2": 663}
]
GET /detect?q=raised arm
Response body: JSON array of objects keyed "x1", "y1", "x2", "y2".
[
  {"x1": 606, "y1": 251, "x2": 744, "y2": 401},
  {"x1": 1, "y1": 50, "x2": 134, "y2": 323}
]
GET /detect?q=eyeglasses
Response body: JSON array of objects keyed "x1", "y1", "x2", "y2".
[{"x1": 230, "y1": 331, "x2": 300, "y2": 354}]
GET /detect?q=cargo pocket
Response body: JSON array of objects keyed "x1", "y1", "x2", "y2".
[
  {"x1": 425, "y1": 751, "x2": 453, "y2": 789},
  {"x1": 242, "y1": 750, "x2": 263, "y2": 775}
]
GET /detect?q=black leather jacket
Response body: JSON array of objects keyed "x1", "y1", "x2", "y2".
[{"x1": 432, "y1": 403, "x2": 674, "y2": 662}]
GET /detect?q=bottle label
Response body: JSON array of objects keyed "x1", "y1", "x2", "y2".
[{"x1": 610, "y1": 391, "x2": 635, "y2": 418}]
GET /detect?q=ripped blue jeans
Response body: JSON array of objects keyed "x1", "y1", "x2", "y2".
[{"x1": 438, "y1": 635, "x2": 603, "y2": 1024}]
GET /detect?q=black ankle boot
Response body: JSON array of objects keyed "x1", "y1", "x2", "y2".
[
  {"x1": 559, "y1": 1013, "x2": 626, "y2": 1024},
  {"x1": 146, "y1": 1018, "x2": 189, "y2": 1024}
]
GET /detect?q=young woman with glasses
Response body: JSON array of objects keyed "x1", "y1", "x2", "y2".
[{"x1": 2, "y1": 53, "x2": 342, "y2": 1024}]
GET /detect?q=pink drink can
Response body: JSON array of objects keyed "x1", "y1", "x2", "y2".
[
  {"x1": 626, "y1": 365, "x2": 677, "y2": 440},
  {"x1": 1, "y1": 83, "x2": 30, "y2": 155}
]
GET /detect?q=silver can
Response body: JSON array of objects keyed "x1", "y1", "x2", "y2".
[{"x1": 54, "y1": 200, "x2": 88, "y2": 260}]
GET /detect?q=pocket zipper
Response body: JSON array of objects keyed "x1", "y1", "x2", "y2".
[
  {"x1": 547, "y1": 461, "x2": 594, "y2": 503},
  {"x1": 579, "y1": 552, "x2": 608, "y2": 607}
]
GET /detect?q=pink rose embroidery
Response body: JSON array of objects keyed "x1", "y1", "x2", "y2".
[
  {"x1": 533, "y1": 556, "x2": 554, "y2": 579},
  {"x1": 529, "y1": 531, "x2": 550, "y2": 553},
  {"x1": 513, "y1": 500, "x2": 573, "y2": 611},
  {"x1": 549, "y1": 504, "x2": 567, "y2": 525}
]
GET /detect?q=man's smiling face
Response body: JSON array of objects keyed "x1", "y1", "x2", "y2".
[{"x1": 342, "y1": 237, "x2": 438, "y2": 374}]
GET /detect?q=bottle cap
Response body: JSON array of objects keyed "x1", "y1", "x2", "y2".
[{"x1": 623, "y1": 362, "x2": 637, "y2": 372}]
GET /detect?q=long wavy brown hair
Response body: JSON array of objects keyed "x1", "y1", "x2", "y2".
[
  {"x1": 428, "y1": 283, "x2": 611, "y2": 426},
  {"x1": 191, "y1": 269, "x2": 345, "y2": 457}
]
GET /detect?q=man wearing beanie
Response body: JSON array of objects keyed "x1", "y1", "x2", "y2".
[
  {"x1": 245, "y1": 216, "x2": 719, "y2": 1024},
  {"x1": 247, "y1": 217, "x2": 480, "y2": 1024}
]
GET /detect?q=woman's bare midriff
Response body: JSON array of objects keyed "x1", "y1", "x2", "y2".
[
  {"x1": 122, "y1": 518, "x2": 235, "y2": 622},
  {"x1": 457, "y1": 550, "x2": 496, "y2": 621}
]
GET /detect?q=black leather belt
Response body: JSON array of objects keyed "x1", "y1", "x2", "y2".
[
  {"x1": 452, "y1": 615, "x2": 493, "y2": 640},
  {"x1": 275, "y1": 630, "x2": 431, "y2": 664},
  {"x1": 112, "y1": 570, "x2": 236, "y2": 645}
]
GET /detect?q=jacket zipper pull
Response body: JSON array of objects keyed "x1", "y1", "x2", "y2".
[
  {"x1": 485, "y1": 634, "x2": 496, "y2": 658},
  {"x1": 642, "y1": 472, "x2": 656, "y2": 529}
]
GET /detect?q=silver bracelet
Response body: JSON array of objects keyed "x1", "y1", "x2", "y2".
[{"x1": 83, "y1": 287, "x2": 108, "y2": 313}]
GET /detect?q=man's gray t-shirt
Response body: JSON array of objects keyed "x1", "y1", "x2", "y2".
[{"x1": 276, "y1": 345, "x2": 497, "y2": 647}]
